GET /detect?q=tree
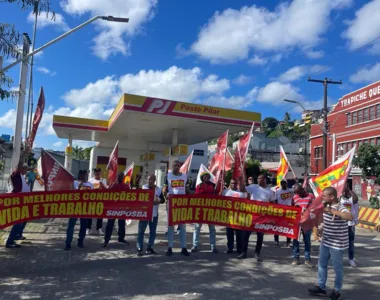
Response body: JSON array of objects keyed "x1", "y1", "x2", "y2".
[
  {"x1": 1, "y1": 0, "x2": 54, "y2": 99},
  {"x1": 353, "y1": 143, "x2": 380, "y2": 184},
  {"x1": 284, "y1": 112, "x2": 291, "y2": 124}
]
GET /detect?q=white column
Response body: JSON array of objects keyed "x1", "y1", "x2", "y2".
[
  {"x1": 332, "y1": 133, "x2": 336, "y2": 163},
  {"x1": 11, "y1": 35, "x2": 30, "y2": 171},
  {"x1": 169, "y1": 129, "x2": 179, "y2": 168},
  {"x1": 64, "y1": 135, "x2": 73, "y2": 172}
]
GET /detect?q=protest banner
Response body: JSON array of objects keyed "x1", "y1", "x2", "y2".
[
  {"x1": 168, "y1": 194, "x2": 301, "y2": 239},
  {"x1": 0, "y1": 189, "x2": 154, "y2": 229}
]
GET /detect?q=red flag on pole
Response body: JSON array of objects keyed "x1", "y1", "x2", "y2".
[
  {"x1": 28, "y1": 87, "x2": 45, "y2": 149},
  {"x1": 180, "y1": 150, "x2": 194, "y2": 175},
  {"x1": 123, "y1": 162, "x2": 134, "y2": 187},
  {"x1": 107, "y1": 141, "x2": 119, "y2": 185},
  {"x1": 232, "y1": 124, "x2": 253, "y2": 181},
  {"x1": 41, "y1": 150, "x2": 74, "y2": 191},
  {"x1": 209, "y1": 131, "x2": 229, "y2": 176}
]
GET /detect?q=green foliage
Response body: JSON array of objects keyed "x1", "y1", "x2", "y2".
[
  {"x1": 0, "y1": 160, "x2": 4, "y2": 171},
  {"x1": 224, "y1": 170, "x2": 232, "y2": 186},
  {"x1": 245, "y1": 157, "x2": 262, "y2": 179},
  {"x1": 369, "y1": 196, "x2": 380, "y2": 209},
  {"x1": 353, "y1": 144, "x2": 380, "y2": 184},
  {"x1": 73, "y1": 146, "x2": 93, "y2": 161}
]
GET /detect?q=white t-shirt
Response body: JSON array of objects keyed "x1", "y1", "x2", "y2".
[
  {"x1": 276, "y1": 188, "x2": 293, "y2": 206},
  {"x1": 165, "y1": 172, "x2": 187, "y2": 195},
  {"x1": 143, "y1": 184, "x2": 162, "y2": 217},
  {"x1": 21, "y1": 175, "x2": 30, "y2": 193},
  {"x1": 245, "y1": 184, "x2": 274, "y2": 202},
  {"x1": 74, "y1": 181, "x2": 94, "y2": 190},
  {"x1": 89, "y1": 177, "x2": 108, "y2": 189},
  {"x1": 225, "y1": 189, "x2": 246, "y2": 198},
  {"x1": 340, "y1": 196, "x2": 359, "y2": 226}
]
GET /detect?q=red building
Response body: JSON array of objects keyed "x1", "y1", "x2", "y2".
[{"x1": 310, "y1": 80, "x2": 380, "y2": 174}]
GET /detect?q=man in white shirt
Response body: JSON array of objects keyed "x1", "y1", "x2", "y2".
[
  {"x1": 136, "y1": 175, "x2": 165, "y2": 256},
  {"x1": 87, "y1": 168, "x2": 108, "y2": 235},
  {"x1": 242, "y1": 174, "x2": 275, "y2": 261},
  {"x1": 339, "y1": 184, "x2": 359, "y2": 267},
  {"x1": 274, "y1": 179, "x2": 293, "y2": 247},
  {"x1": 162, "y1": 160, "x2": 190, "y2": 257},
  {"x1": 64, "y1": 169, "x2": 93, "y2": 251}
]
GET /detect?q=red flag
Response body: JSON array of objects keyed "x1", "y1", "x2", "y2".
[
  {"x1": 41, "y1": 150, "x2": 74, "y2": 191},
  {"x1": 107, "y1": 141, "x2": 119, "y2": 185},
  {"x1": 180, "y1": 150, "x2": 194, "y2": 175},
  {"x1": 209, "y1": 131, "x2": 229, "y2": 176},
  {"x1": 300, "y1": 195, "x2": 324, "y2": 232},
  {"x1": 123, "y1": 162, "x2": 134, "y2": 187},
  {"x1": 232, "y1": 125, "x2": 253, "y2": 181},
  {"x1": 225, "y1": 149, "x2": 234, "y2": 171},
  {"x1": 28, "y1": 87, "x2": 45, "y2": 149}
]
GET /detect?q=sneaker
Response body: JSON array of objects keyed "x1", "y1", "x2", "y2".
[
  {"x1": 102, "y1": 242, "x2": 108, "y2": 248},
  {"x1": 146, "y1": 248, "x2": 157, "y2": 255},
  {"x1": 274, "y1": 241, "x2": 280, "y2": 247},
  {"x1": 15, "y1": 236, "x2": 26, "y2": 241},
  {"x1": 255, "y1": 252, "x2": 263, "y2": 262},
  {"x1": 97, "y1": 229, "x2": 104, "y2": 236},
  {"x1": 181, "y1": 248, "x2": 190, "y2": 256},
  {"x1": 166, "y1": 247, "x2": 173, "y2": 256},
  {"x1": 176, "y1": 229, "x2": 180, "y2": 235},
  {"x1": 211, "y1": 247, "x2": 219, "y2": 253},
  {"x1": 118, "y1": 239, "x2": 129, "y2": 245},
  {"x1": 329, "y1": 290, "x2": 341, "y2": 300},
  {"x1": 308, "y1": 286, "x2": 327, "y2": 296},
  {"x1": 292, "y1": 258, "x2": 299, "y2": 265},
  {"x1": 77, "y1": 242, "x2": 84, "y2": 248},
  {"x1": 305, "y1": 259, "x2": 313, "y2": 267},
  {"x1": 5, "y1": 243, "x2": 21, "y2": 249},
  {"x1": 63, "y1": 244, "x2": 71, "y2": 251},
  {"x1": 225, "y1": 249, "x2": 233, "y2": 254},
  {"x1": 191, "y1": 246, "x2": 198, "y2": 253},
  {"x1": 349, "y1": 259, "x2": 356, "y2": 267},
  {"x1": 237, "y1": 252, "x2": 247, "y2": 259},
  {"x1": 137, "y1": 248, "x2": 143, "y2": 257},
  {"x1": 86, "y1": 229, "x2": 91, "y2": 235},
  {"x1": 287, "y1": 242, "x2": 292, "y2": 248}
]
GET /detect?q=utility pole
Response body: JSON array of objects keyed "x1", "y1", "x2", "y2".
[{"x1": 308, "y1": 77, "x2": 342, "y2": 169}]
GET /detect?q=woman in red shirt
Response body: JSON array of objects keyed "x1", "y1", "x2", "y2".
[{"x1": 191, "y1": 172, "x2": 219, "y2": 253}]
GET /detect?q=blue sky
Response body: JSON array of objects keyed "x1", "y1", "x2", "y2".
[{"x1": 1, "y1": 0, "x2": 380, "y2": 150}]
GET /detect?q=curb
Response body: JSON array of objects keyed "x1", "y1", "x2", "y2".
[{"x1": 357, "y1": 207, "x2": 379, "y2": 231}]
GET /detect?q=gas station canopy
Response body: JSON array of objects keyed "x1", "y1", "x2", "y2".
[{"x1": 53, "y1": 94, "x2": 261, "y2": 151}]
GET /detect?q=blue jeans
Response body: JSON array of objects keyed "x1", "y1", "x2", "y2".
[
  {"x1": 348, "y1": 226, "x2": 355, "y2": 260},
  {"x1": 192, "y1": 223, "x2": 216, "y2": 249},
  {"x1": 65, "y1": 218, "x2": 88, "y2": 246},
  {"x1": 318, "y1": 243, "x2": 344, "y2": 292},
  {"x1": 137, "y1": 216, "x2": 158, "y2": 249},
  {"x1": 293, "y1": 229, "x2": 311, "y2": 260},
  {"x1": 167, "y1": 224, "x2": 187, "y2": 248}
]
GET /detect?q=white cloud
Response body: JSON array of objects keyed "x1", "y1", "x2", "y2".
[
  {"x1": 36, "y1": 67, "x2": 57, "y2": 76},
  {"x1": 62, "y1": 76, "x2": 119, "y2": 107},
  {"x1": 349, "y1": 63, "x2": 380, "y2": 84},
  {"x1": 233, "y1": 75, "x2": 253, "y2": 85},
  {"x1": 52, "y1": 141, "x2": 63, "y2": 148},
  {"x1": 256, "y1": 82, "x2": 304, "y2": 103},
  {"x1": 118, "y1": 66, "x2": 230, "y2": 102},
  {"x1": 0, "y1": 109, "x2": 16, "y2": 129},
  {"x1": 304, "y1": 49, "x2": 325, "y2": 59},
  {"x1": 342, "y1": 0, "x2": 380, "y2": 53},
  {"x1": 204, "y1": 95, "x2": 252, "y2": 109},
  {"x1": 191, "y1": 0, "x2": 351, "y2": 63},
  {"x1": 60, "y1": 0, "x2": 158, "y2": 59},
  {"x1": 278, "y1": 65, "x2": 330, "y2": 82},
  {"x1": 27, "y1": 12, "x2": 69, "y2": 31},
  {"x1": 248, "y1": 55, "x2": 268, "y2": 66}
]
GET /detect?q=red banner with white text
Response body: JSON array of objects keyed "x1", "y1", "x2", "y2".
[
  {"x1": 168, "y1": 194, "x2": 301, "y2": 239},
  {"x1": 0, "y1": 189, "x2": 154, "y2": 229}
]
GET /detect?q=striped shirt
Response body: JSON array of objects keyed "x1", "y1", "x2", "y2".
[
  {"x1": 293, "y1": 193, "x2": 315, "y2": 210},
  {"x1": 322, "y1": 203, "x2": 350, "y2": 250}
]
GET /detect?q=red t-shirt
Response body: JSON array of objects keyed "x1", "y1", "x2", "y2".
[
  {"x1": 293, "y1": 193, "x2": 315, "y2": 210},
  {"x1": 195, "y1": 182, "x2": 215, "y2": 195}
]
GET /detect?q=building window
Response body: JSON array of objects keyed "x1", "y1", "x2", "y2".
[
  {"x1": 364, "y1": 108, "x2": 369, "y2": 122},
  {"x1": 343, "y1": 143, "x2": 347, "y2": 154},
  {"x1": 377, "y1": 104, "x2": 380, "y2": 119},
  {"x1": 347, "y1": 143, "x2": 352, "y2": 151},
  {"x1": 352, "y1": 111, "x2": 357, "y2": 125},
  {"x1": 370, "y1": 106, "x2": 376, "y2": 120},
  {"x1": 358, "y1": 110, "x2": 363, "y2": 123},
  {"x1": 314, "y1": 147, "x2": 322, "y2": 158},
  {"x1": 358, "y1": 140, "x2": 363, "y2": 147},
  {"x1": 193, "y1": 149, "x2": 204, "y2": 156},
  {"x1": 371, "y1": 138, "x2": 376, "y2": 146},
  {"x1": 346, "y1": 113, "x2": 351, "y2": 126},
  {"x1": 190, "y1": 169, "x2": 199, "y2": 174},
  {"x1": 377, "y1": 137, "x2": 380, "y2": 146}
]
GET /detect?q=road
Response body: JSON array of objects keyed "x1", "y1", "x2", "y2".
[{"x1": 1, "y1": 206, "x2": 379, "y2": 300}]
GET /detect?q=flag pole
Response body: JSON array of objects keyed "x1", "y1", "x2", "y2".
[
  {"x1": 219, "y1": 130, "x2": 229, "y2": 195},
  {"x1": 281, "y1": 145, "x2": 297, "y2": 179}
]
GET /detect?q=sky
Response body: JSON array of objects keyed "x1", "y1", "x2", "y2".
[{"x1": 1, "y1": 0, "x2": 380, "y2": 151}]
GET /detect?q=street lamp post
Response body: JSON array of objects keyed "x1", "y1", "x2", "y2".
[{"x1": 2, "y1": 15, "x2": 129, "y2": 171}]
